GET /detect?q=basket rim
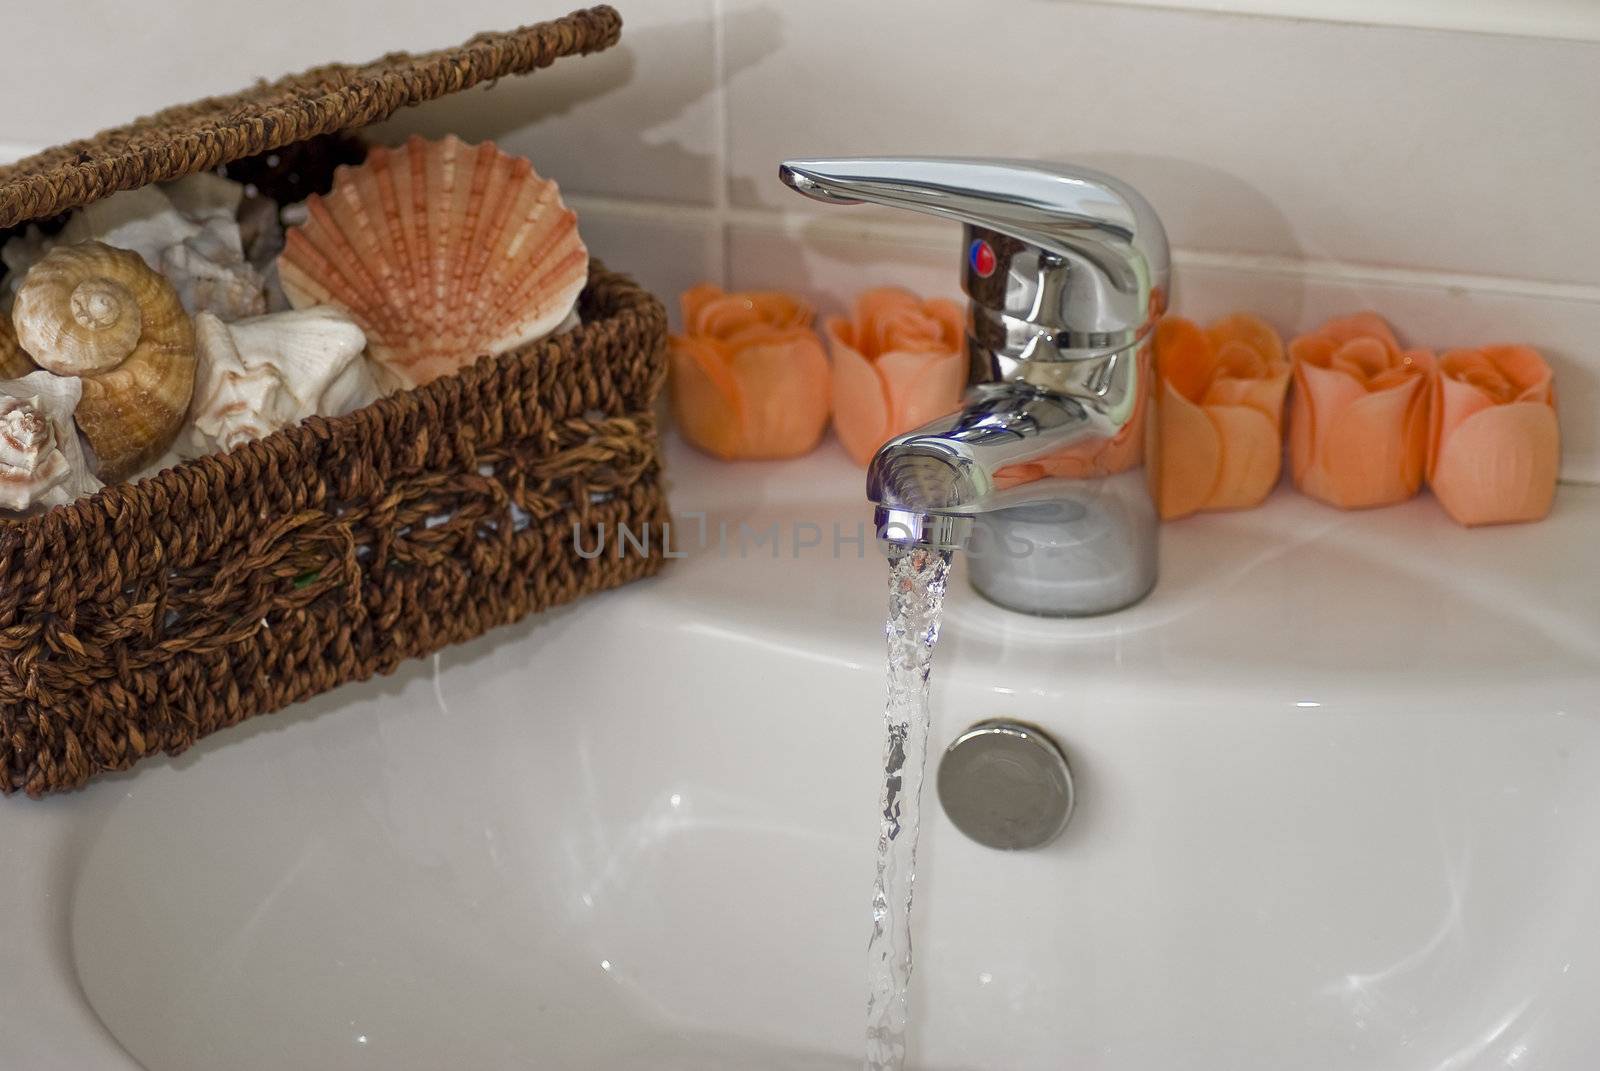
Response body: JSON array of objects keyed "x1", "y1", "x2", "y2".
[{"x1": 0, "y1": 5, "x2": 621, "y2": 231}]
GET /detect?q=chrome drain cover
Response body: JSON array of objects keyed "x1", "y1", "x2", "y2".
[{"x1": 936, "y1": 720, "x2": 1074, "y2": 850}]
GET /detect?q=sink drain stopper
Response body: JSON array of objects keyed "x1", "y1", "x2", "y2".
[{"x1": 937, "y1": 720, "x2": 1075, "y2": 850}]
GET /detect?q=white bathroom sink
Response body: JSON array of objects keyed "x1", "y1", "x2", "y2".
[{"x1": 4, "y1": 437, "x2": 1598, "y2": 1070}]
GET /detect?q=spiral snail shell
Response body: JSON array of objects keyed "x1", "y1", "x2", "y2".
[{"x1": 12, "y1": 241, "x2": 196, "y2": 482}]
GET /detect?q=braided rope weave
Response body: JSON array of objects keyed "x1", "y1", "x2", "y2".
[{"x1": 0, "y1": 7, "x2": 671, "y2": 796}]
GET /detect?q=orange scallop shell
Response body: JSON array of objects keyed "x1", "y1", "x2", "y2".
[{"x1": 277, "y1": 135, "x2": 588, "y2": 389}]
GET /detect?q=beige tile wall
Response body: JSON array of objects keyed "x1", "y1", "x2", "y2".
[{"x1": 5, "y1": 0, "x2": 1597, "y2": 479}]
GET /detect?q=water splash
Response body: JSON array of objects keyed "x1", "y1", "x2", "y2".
[{"x1": 865, "y1": 546, "x2": 953, "y2": 1071}]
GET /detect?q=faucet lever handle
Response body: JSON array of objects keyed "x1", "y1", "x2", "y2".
[{"x1": 779, "y1": 157, "x2": 1170, "y2": 365}]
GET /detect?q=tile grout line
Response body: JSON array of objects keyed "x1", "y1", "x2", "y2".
[
  {"x1": 1070, "y1": 0, "x2": 1600, "y2": 45},
  {"x1": 707, "y1": 0, "x2": 731, "y2": 288},
  {"x1": 1171, "y1": 249, "x2": 1600, "y2": 304}
]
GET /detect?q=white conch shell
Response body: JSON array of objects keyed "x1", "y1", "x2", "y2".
[
  {"x1": 160, "y1": 244, "x2": 267, "y2": 322},
  {"x1": 0, "y1": 370, "x2": 102, "y2": 509},
  {"x1": 60, "y1": 186, "x2": 201, "y2": 266},
  {"x1": 1, "y1": 177, "x2": 267, "y2": 322},
  {"x1": 277, "y1": 135, "x2": 588, "y2": 389},
  {"x1": 163, "y1": 173, "x2": 245, "y2": 241},
  {"x1": 12, "y1": 241, "x2": 197, "y2": 483},
  {"x1": 183, "y1": 307, "x2": 377, "y2": 455}
]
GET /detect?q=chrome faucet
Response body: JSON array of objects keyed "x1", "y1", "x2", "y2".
[{"x1": 779, "y1": 157, "x2": 1170, "y2": 616}]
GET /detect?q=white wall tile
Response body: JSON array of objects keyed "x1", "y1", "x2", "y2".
[
  {"x1": 724, "y1": 221, "x2": 1600, "y2": 483},
  {"x1": 723, "y1": 221, "x2": 957, "y2": 320},
  {"x1": 722, "y1": 0, "x2": 1600, "y2": 287},
  {"x1": 574, "y1": 205, "x2": 720, "y2": 331}
]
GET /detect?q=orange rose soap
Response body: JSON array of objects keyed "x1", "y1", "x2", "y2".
[
  {"x1": 1427, "y1": 345, "x2": 1559, "y2": 526},
  {"x1": 1148, "y1": 313, "x2": 1291, "y2": 520},
  {"x1": 669, "y1": 284, "x2": 831, "y2": 460},
  {"x1": 1288, "y1": 312, "x2": 1435, "y2": 509},
  {"x1": 825, "y1": 287, "x2": 966, "y2": 466}
]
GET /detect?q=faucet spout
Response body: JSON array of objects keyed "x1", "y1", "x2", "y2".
[
  {"x1": 868, "y1": 385, "x2": 1101, "y2": 540},
  {"x1": 868, "y1": 340, "x2": 1139, "y2": 534},
  {"x1": 867, "y1": 347, "x2": 1159, "y2": 616}
]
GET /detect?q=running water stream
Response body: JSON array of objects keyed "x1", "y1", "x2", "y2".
[{"x1": 864, "y1": 546, "x2": 954, "y2": 1071}]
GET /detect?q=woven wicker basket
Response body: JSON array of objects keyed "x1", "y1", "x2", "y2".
[{"x1": 0, "y1": 5, "x2": 671, "y2": 797}]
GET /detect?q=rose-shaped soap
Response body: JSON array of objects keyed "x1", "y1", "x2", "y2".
[
  {"x1": 1148, "y1": 313, "x2": 1290, "y2": 520},
  {"x1": 1288, "y1": 312, "x2": 1435, "y2": 509},
  {"x1": 1427, "y1": 345, "x2": 1559, "y2": 526},
  {"x1": 825, "y1": 287, "x2": 966, "y2": 466},
  {"x1": 669, "y1": 283, "x2": 830, "y2": 460}
]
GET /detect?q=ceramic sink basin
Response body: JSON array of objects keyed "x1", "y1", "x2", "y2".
[{"x1": 4, "y1": 437, "x2": 1598, "y2": 1070}]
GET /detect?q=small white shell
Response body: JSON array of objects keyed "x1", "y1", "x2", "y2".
[
  {"x1": 160, "y1": 244, "x2": 267, "y2": 323},
  {"x1": 163, "y1": 173, "x2": 245, "y2": 240},
  {"x1": 183, "y1": 307, "x2": 378, "y2": 455},
  {"x1": 0, "y1": 396, "x2": 67, "y2": 509},
  {"x1": 0, "y1": 370, "x2": 102, "y2": 510},
  {"x1": 147, "y1": 177, "x2": 265, "y2": 321}
]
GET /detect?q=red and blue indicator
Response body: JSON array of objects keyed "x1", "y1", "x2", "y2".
[{"x1": 968, "y1": 237, "x2": 997, "y2": 278}]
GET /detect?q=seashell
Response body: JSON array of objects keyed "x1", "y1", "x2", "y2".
[
  {"x1": 163, "y1": 173, "x2": 246, "y2": 239},
  {"x1": 0, "y1": 370, "x2": 102, "y2": 510},
  {"x1": 160, "y1": 243, "x2": 268, "y2": 322},
  {"x1": 152, "y1": 177, "x2": 268, "y2": 321},
  {"x1": 163, "y1": 174, "x2": 254, "y2": 280},
  {"x1": 183, "y1": 307, "x2": 377, "y2": 455},
  {"x1": 60, "y1": 186, "x2": 203, "y2": 268},
  {"x1": 277, "y1": 134, "x2": 588, "y2": 389},
  {"x1": 0, "y1": 393, "x2": 68, "y2": 509},
  {"x1": 12, "y1": 241, "x2": 196, "y2": 483}
]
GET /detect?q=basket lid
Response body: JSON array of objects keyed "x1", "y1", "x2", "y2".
[{"x1": 0, "y1": 4, "x2": 621, "y2": 231}]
